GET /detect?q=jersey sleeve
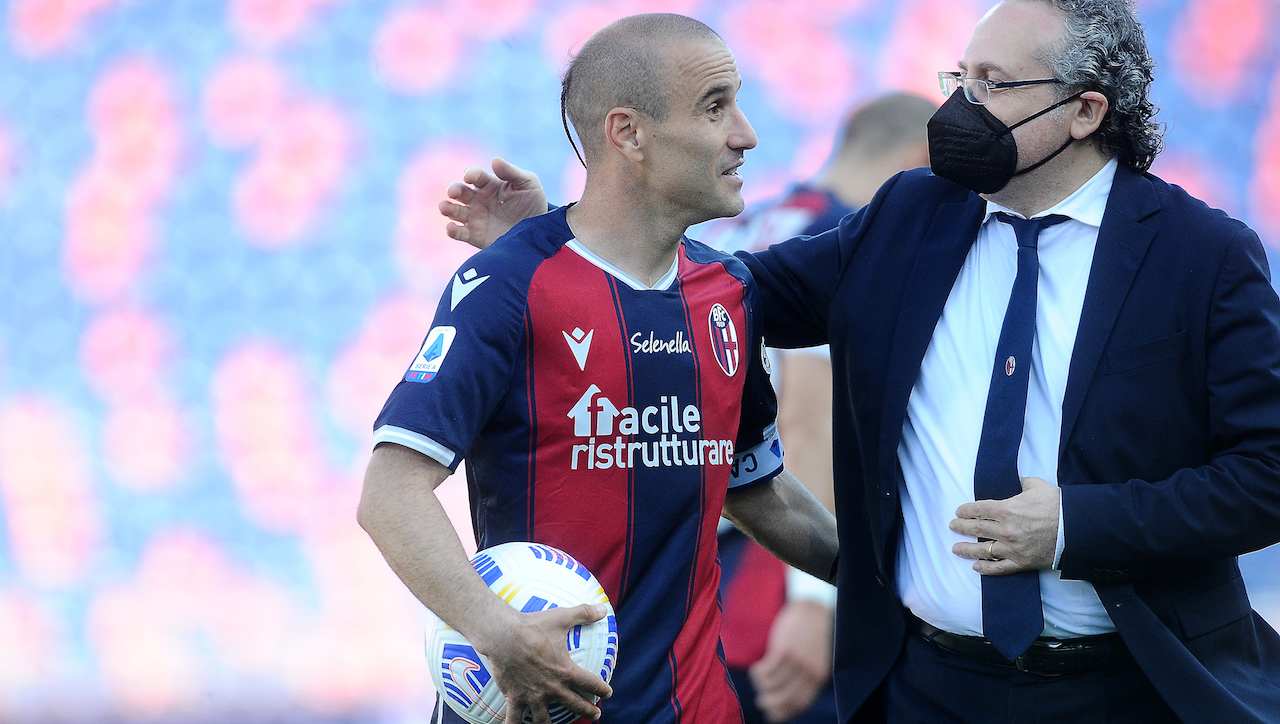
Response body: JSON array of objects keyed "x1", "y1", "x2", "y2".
[
  {"x1": 728, "y1": 280, "x2": 785, "y2": 489},
  {"x1": 372, "y1": 260, "x2": 527, "y2": 471}
]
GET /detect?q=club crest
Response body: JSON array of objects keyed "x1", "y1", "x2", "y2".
[{"x1": 708, "y1": 303, "x2": 740, "y2": 377}]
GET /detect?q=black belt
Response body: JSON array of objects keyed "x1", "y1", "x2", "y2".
[{"x1": 907, "y1": 614, "x2": 1129, "y2": 677}]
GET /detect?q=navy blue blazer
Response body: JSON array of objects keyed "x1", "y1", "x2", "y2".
[{"x1": 738, "y1": 165, "x2": 1280, "y2": 723}]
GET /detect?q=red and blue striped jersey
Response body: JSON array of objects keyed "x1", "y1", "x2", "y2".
[{"x1": 373, "y1": 206, "x2": 783, "y2": 724}]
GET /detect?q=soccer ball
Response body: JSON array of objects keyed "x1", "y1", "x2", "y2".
[{"x1": 426, "y1": 542, "x2": 619, "y2": 724}]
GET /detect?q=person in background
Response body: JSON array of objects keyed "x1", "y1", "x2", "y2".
[{"x1": 702, "y1": 92, "x2": 936, "y2": 724}]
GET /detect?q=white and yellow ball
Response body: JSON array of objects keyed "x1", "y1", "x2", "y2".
[{"x1": 426, "y1": 542, "x2": 618, "y2": 724}]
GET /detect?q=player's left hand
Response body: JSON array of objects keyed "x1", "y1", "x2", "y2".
[
  {"x1": 748, "y1": 600, "x2": 832, "y2": 722},
  {"x1": 950, "y1": 476, "x2": 1059, "y2": 574}
]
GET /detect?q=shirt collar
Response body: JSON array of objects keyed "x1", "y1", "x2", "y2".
[
  {"x1": 564, "y1": 238, "x2": 681, "y2": 291},
  {"x1": 983, "y1": 158, "x2": 1118, "y2": 228}
]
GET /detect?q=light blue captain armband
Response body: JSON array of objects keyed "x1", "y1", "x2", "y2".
[{"x1": 728, "y1": 423, "x2": 784, "y2": 488}]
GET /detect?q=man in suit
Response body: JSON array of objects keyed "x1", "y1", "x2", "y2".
[{"x1": 439, "y1": 1, "x2": 1280, "y2": 720}]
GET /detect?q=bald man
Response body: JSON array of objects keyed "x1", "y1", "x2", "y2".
[{"x1": 360, "y1": 14, "x2": 837, "y2": 724}]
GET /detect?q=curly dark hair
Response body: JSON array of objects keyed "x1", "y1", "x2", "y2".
[{"x1": 1032, "y1": 0, "x2": 1164, "y2": 171}]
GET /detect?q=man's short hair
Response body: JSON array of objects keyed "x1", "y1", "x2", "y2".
[
  {"x1": 832, "y1": 92, "x2": 938, "y2": 160},
  {"x1": 560, "y1": 14, "x2": 721, "y2": 166}
]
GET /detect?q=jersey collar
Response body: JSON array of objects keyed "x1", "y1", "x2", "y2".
[{"x1": 564, "y1": 239, "x2": 680, "y2": 291}]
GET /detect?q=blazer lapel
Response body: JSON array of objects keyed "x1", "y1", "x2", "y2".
[
  {"x1": 873, "y1": 196, "x2": 985, "y2": 566},
  {"x1": 1058, "y1": 166, "x2": 1161, "y2": 461}
]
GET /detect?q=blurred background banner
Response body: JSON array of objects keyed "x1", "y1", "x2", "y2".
[{"x1": 0, "y1": 0, "x2": 1277, "y2": 721}]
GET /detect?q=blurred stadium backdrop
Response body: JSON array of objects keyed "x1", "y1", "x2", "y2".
[{"x1": 1, "y1": 0, "x2": 1278, "y2": 721}]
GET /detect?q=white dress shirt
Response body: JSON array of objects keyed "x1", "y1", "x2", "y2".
[{"x1": 895, "y1": 159, "x2": 1120, "y2": 638}]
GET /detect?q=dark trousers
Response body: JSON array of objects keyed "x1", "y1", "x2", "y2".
[{"x1": 884, "y1": 631, "x2": 1179, "y2": 723}]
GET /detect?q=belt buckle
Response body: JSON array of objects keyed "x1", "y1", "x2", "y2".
[{"x1": 1014, "y1": 645, "x2": 1069, "y2": 678}]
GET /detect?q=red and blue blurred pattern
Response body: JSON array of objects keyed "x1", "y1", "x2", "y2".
[{"x1": 1, "y1": 1, "x2": 1277, "y2": 721}]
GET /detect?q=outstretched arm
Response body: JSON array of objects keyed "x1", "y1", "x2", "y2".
[
  {"x1": 439, "y1": 158, "x2": 548, "y2": 249},
  {"x1": 440, "y1": 160, "x2": 911, "y2": 351}
]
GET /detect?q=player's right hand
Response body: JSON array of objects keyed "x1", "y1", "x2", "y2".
[
  {"x1": 475, "y1": 603, "x2": 613, "y2": 724},
  {"x1": 439, "y1": 158, "x2": 548, "y2": 251}
]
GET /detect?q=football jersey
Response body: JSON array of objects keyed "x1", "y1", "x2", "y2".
[{"x1": 373, "y1": 206, "x2": 783, "y2": 724}]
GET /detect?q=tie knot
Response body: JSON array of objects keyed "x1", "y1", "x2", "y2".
[{"x1": 993, "y1": 212, "x2": 1071, "y2": 249}]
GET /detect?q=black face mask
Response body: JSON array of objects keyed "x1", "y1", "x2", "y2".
[{"x1": 927, "y1": 88, "x2": 1085, "y2": 194}]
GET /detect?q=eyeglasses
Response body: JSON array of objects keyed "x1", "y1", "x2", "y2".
[{"x1": 937, "y1": 71, "x2": 1063, "y2": 105}]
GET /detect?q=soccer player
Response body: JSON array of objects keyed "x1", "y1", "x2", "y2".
[{"x1": 357, "y1": 14, "x2": 838, "y2": 724}]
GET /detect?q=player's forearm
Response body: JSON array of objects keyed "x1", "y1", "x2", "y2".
[
  {"x1": 357, "y1": 445, "x2": 516, "y2": 653},
  {"x1": 724, "y1": 470, "x2": 839, "y2": 583}
]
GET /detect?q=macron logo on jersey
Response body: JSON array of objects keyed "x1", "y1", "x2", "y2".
[
  {"x1": 562, "y1": 327, "x2": 593, "y2": 371},
  {"x1": 566, "y1": 384, "x2": 735, "y2": 471},
  {"x1": 450, "y1": 268, "x2": 489, "y2": 310}
]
